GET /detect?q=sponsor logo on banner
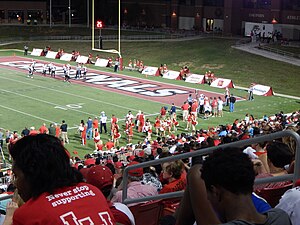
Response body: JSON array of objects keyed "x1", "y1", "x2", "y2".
[
  {"x1": 252, "y1": 84, "x2": 273, "y2": 96},
  {"x1": 0, "y1": 60, "x2": 189, "y2": 98},
  {"x1": 142, "y1": 66, "x2": 158, "y2": 76},
  {"x1": 217, "y1": 80, "x2": 224, "y2": 86},
  {"x1": 185, "y1": 74, "x2": 205, "y2": 84},
  {"x1": 210, "y1": 78, "x2": 234, "y2": 88}
]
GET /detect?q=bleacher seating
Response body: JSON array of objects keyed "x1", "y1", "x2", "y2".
[
  {"x1": 129, "y1": 200, "x2": 164, "y2": 225},
  {"x1": 256, "y1": 182, "x2": 293, "y2": 207}
]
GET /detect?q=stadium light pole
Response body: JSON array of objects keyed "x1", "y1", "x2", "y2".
[
  {"x1": 68, "y1": 0, "x2": 71, "y2": 27},
  {"x1": 118, "y1": 0, "x2": 123, "y2": 70},
  {"x1": 87, "y1": 0, "x2": 89, "y2": 27},
  {"x1": 50, "y1": 0, "x2": 52, "y2": 27}
]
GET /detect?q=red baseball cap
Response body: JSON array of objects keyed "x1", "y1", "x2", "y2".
[
  {"x1": 79, "y1": 167, "x2": 90, "y2": 179},
  {"x1": 114, "y1": 161, "x2": 123, "y2": 169},
  {"x1": 86, "y1": 165, "x2": 113, "y2": 190},
  {"x1": 129, "y1": 155, "x2": 135, "y2": 161},
  {"x1": 85, "y1": 158, "x2": 95, "y2": 166},
  {"x1": 128, "y1": 161, "x2": 143, "y2": 177}
]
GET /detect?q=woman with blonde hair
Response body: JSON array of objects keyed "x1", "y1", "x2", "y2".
[{"x1": 160, "y1": 160, "x2": 187, "y2": 194}]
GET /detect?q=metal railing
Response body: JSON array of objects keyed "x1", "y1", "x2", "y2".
[
  {"x1": 1, "y1": 130, "x2": 299, "y2": 205},
  {"x1": 121, "y1": 130, "x2": 300, "y2": 205},
  {"x1": 256, "y1": 45, "x2": 300, "y2": 59}
]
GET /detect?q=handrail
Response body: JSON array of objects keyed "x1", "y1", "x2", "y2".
[
  {"x1": 121, "y1": 130, "x2": 300, "y2": 205},
  {"x1": 257, "y1": 45, "x2": 299, "y2": 58}
]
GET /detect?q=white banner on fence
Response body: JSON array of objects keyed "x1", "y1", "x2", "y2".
[
  {"x1": 30, "y1": 48, "x2": 43, "y2": 56},
  {"x1": 185, "y1": 74, "x2": 205, "y2": 84},
  {"x1": 252, "y1": 84, "x2": 273, "y2": 96},
  {"x1": 142, "y1": 66, "x2": 159, "y2": 76},
  {"x1": 45, "y1": 51, "x2": 58, "y2": 59},
  {"x1": 163, "y1": 70, "x2": 180, "y2": 80},
  {"x1": 60, "y1": 53, "x2": 73, "y2": 61},
  {"x1": 76, "y1": 55, "x2": 89, "y2": 64},
  {"x1": 210, "y1": 78, "x2": 234, "y2": 88},
  {"x1": 95, "y1": 58, "x2": 109, "y2": 67}
]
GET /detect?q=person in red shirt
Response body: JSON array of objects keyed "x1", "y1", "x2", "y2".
[
  {"x1": 29, "y1": 127, "x2": 38, "y2": 136},
  {"x1": 112, "y1": 124, "x2": 121, "y2": 147},
  {"x1": 160, "y1": 106, "x2": 167, "y2": 120},
  {"x1": 110, "y1": 114, "x2": 118, "y2": 136},
  {"x1": 105, "y1": 139, "x2": 115, "y2": 151},
  {"x1": 92, "y1": 117, "x2": 99, "y2": 138},
  {"x1": 211, "y1": 97, "x2": 218, "y2": 117},
  {"x1": 154, "y1": 116, "x2": 161, "y2": 136},
  {"x1": 190, "y1": 100, "x2": 198, "y2": 118},
  {"x1": 54, "y1": 123, "x2": 60, "y2": 138},
  {"x1": 9, "y1": 134, "x2": 116, "y2": 225},
  {"x1": 126, "y1": 122, "x2": 134, "y2": 144},
  {"x1": 38, "y1": 123, "x2": 49, "y2": 134},
  {"x1": 137, "y1": 112, "x2": 145, "y2": 133},
  {"x1": 181, "y1": 101, "x2": 190, "y2": 121},
  {"x1": 86, "y1": 165, "x2": 135, "y2": 225},
  {"x1": 81, "y1": 123, "x2": 87, "y2": 146},
  {"x1": 160, "y1": 160, "x2": 187, "y2": 194}
]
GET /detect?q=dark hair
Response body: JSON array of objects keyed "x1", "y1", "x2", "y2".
[
  {"x1": 10, "y1": 134, "x2": 83, "y2": 199},
  {"x1": 266, "y1": 142, "x2": 294, "y2": 168},
  {"x1": 201, "y1": 147, "x2": 255, "y2": 195}
]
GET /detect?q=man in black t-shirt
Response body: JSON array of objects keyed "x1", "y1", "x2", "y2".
[{"x1": 60, "y1": 120, "x2": 69, "y2": 144}]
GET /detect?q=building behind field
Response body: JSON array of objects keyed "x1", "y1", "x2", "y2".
[{"x1": 0, "y1": 0, "x2": 299, "y2": 39}]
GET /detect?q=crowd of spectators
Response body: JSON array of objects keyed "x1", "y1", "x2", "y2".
[{"x1": 0, "y1": 103, "x2": 299, "y2": 224}]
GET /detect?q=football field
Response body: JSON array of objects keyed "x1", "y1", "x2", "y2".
[{"x1": 0, "y1": 54, "x2": 298, "y2": 158}]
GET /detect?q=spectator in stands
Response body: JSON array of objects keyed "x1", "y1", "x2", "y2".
[
  {"x1": 142, "y1": 165, "x2": 162, "y2": 192},
  {"x1": 159, "y1": 160, "x2": 186, "y2": 194},
  {"x1": 86, "y1": 165, "x2": 135, "y2": 225},
  {"x1": 9, "y1": 134, "x2": 116, "y2": 224},
  {"x1": 176, "y1": 147, "x2": 292, "y2": 225},
  {"x1": 276, "y1": 184, "x2": 300, "y2": 225},
  {"x1": 111, "y1": 161, "x2": 158, "y2": 206}
]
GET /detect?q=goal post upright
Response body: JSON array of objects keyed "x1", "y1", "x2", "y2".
[{"x1": 91, "y1": 0, "x2": 123, "y2": 70}]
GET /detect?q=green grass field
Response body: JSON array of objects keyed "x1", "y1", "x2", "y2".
[{"x1": 0, "y1": 35, "x2": 299, "y2": 159}]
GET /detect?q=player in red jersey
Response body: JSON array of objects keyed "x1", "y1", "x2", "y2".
[{"x1": 9, "y1": 134, "x2": 116, "y2": 225}]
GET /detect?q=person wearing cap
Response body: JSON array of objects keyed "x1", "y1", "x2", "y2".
[
  {"x1": 111, "y1": 161, "x2": 158, "y2": 207},
  {"x1": 29, "y1": 127, "x2": 38, "y2": 136},
  {"x1": 9, "y1": 134, "x2": 116, "y2": 225},
  {"x1": 86, "y1": 165, "x2": 135, "y2": 225}
]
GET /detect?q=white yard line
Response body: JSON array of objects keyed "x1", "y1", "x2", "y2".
[
  {"x1": 0, "y1": 105, "x2": 56, "y2": 124},
  {"x1": 0, "y1": 75, "x2": 152, "y2": 114},
  {"x1": 0, "y1": 88, "x2": 98, "y2": 117}
]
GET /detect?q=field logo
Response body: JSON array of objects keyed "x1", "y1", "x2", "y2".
[{"x1": 0, "y1": 60, "x2": 189, "y2": 98}]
